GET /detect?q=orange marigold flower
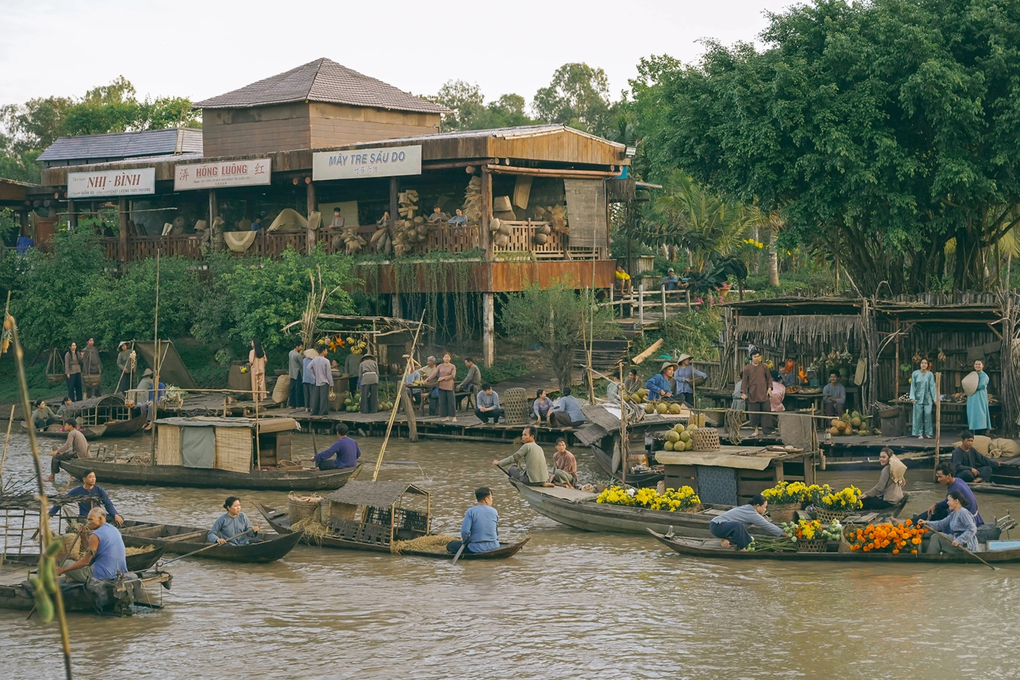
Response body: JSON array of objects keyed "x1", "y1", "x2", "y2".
[
  {"x1": 892, "y1": 549, "x2": 899, "y2": 554},
  {"x1": 910, "y1": 549, "x2": 918, "y2": 554}
]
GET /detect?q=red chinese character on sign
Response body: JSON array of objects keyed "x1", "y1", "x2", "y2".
[
  {"x1": 178, "y1": 167, "x2": 190, "y2": 182},
  {"x1": 254, "y1": 163, "x2": 266, "y2": 175}
]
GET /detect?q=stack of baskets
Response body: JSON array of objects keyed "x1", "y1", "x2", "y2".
[
  {"x1": 690, "y1": 427, "x2": 721, "y2": 452},
  {"x1": 288, "y1": 492, "x2": 322, "y2": 524}
]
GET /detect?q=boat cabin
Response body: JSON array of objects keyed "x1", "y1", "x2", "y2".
[
  {"x1": 321, "y1": 481, "x2": 430, "y2": 549},
  {"x1": 154, "y1": 416, "x2": 298, "y2": 472}
]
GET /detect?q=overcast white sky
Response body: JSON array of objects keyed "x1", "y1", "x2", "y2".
[{"x1": 1, "y1": 0, "x2": 797, "y2": 108}]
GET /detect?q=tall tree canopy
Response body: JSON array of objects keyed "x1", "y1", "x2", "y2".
[
  {"x1": 533, "y1": 63, "x2": 614, "y2": 136},
  {"x1": 0, "y1": 76, "x2": 199, "y2": 183},
  {"x1": 634, "y1": 0, "x2": 1020, "y2": 293},
  {"x1": 435, "y1": 80, "x2": 533, "y2": 131}
]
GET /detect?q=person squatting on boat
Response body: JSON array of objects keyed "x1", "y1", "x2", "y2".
[
  {"x1": 313, "y1": 423, "x2": 362, "y2": 470},
  {"x1": 709, "y1": 493, "x2": 786, "y2": 550},
  {"x1": 208, "y1": 497, "x2": 260, "y2": 546},
  {"x1": 56, "y1": 507, "x2": 127, "y2": 583},
  {"x1": 44, "y1": 422, "x2": 88, "y2": 483},
  {"x1": 447, "y1": 487, "x2": 500, "y2": 555}
]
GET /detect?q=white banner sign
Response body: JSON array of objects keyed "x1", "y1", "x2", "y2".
[
  {"x1": 68, "y1": 168, "x2": 155, "y2": 198},
  {"x1": 174, "y1": 158, "x2": 271, "y2": 191},
  {"x1": 313, "y1": 145, "x2": 422, "y2": 181}
]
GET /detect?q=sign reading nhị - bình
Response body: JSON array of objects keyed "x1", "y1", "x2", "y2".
[
  {"x1": 312, "y1": 145, "x2": 422, "y2": 181},
  {"x1": 174, "y1": 158, "x2": 272, "y2": 191},
  {"x1": 68, "y1": 168, "x2": 156, "y2": 198}
]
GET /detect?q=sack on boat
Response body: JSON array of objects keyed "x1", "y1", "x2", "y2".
[
  {"x1": 288, "y1": 493, "x2": 322, "y2": 524},
  {"x1": 987, "y1": 438, "x2": 1020, "y2": 459}
]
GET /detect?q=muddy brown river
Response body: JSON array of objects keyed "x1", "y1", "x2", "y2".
[{"x1": 2, "y1": 431, "x2": 1019, "y2": 679}]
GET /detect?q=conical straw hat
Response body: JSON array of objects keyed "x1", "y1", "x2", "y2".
[{"x1": 962, "y1": 371, "x2": 979, "y2": 396}]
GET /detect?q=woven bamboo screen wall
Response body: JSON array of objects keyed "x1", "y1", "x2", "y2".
[
  {"x1": 156, "y1": 425, "x2": 182, "y2": 466},
  {"x1": 214, "y1": 427, "x2": 252, "y2": 473}
]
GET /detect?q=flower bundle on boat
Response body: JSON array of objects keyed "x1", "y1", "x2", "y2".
[
  {"x1": 595, "y1": 485, "x2": 701, "y2": 512},
  {"x1": 843, "y1": 520, "x2": 927, "y2": 554}
]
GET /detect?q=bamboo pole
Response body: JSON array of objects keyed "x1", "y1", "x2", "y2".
[
  {"x1": 619, "y1": 363, "x2": 628, "y2": 486},
  {"x1": 934, "y1": 372, "x2": 942, "y2": 479},
  {"x1": 372, "y1": 312, "x2": 426, "y2": 482},
  {"x1": 150, "y1": 250, "x2": 161, "y2": 463},
  {"x1": 9, "y1": 315, "x2": 74, "y2": 678},
  {"x1": 0, "y1": 290, "x2": 10, "y2": 378},
  {"x1": 0, "y1": 405, "x2": 15, "y2": 481}
]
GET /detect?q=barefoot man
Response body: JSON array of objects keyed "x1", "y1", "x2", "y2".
[{"x1": 708, "y1": 493, "x2": 786, "y2": 550}]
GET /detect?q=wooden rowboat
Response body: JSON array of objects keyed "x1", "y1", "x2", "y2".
[
  {"x1": 118, "y1": 520, "x2": 302, "y2": 563},
  {"x1": 60, "y1": 459, "x2": 362, "y2": 492},
  {"x1": 508, "y1": 478, "x2": 908, "y2": 536},
  {"x1": 255, "y1": 502, "x2": 529, "y2": 560},
  {"x1": 0, "y1": 570, "x2": 172, "y2": 615},
  {"x1": 1, "y1": 543, "x2": 167, "y2": 572},
  {"x1": 647, "y1": 528, "x2": 1020, "y2": 564},
  {"x1": 24, "y1": 413, "x2": 148, "y2": 440}
]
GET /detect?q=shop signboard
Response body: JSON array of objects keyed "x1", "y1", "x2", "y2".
[
  {"x1": 174, "y1": 158, "x2": 271, "y2": 191},
  {"x1": 312, "y1": 145, "x2": 422, "y2": 181},
  {"x1": 68, "y1": 168, "x2": 155, "y2": 198}
]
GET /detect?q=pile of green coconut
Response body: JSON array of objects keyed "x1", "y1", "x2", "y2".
[{"x1": 660, "y1": 423, "x2": 696, "y2": 451}]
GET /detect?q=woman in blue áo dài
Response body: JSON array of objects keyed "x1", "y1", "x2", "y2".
[
  {"x1": 909, "y1": 359, "x2": 936, "y2": 439},
  {"x1": 965, "y1": 359, "x2": 991, "y2": 436}
]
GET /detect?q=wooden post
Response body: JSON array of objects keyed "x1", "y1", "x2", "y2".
[
  {"x1": 400, "y1": 386, "x2": 418, "y2": 442},
  {"x1": 480, "y1": 167, "x2": 492, "y2": 260},
  {"x1": 609, "y1": 285, "x2": 614, "y2": 319},
  {"x1": 150, "y1": 250, "x2": 161, "y2": 463},
  {"x1": 389, "y1": 177, "x2": 399, "y2": 237},
  {"x1": 661, "y1": 285, "x2": 667, "y2": 321},
  {"x1": 482, "y1": 292, "x2": 494, "y2": 368},
  {"x1": 638, "y1": 281, "x2": 645, "y2": 327},
  {"x1": 685, "y1": 289, "x2": 692, "y2": 312},
  {"x1": 118, "y1": 198, "x2": 128, "y2": 264},
  {"x1": 306, "y1": 182, "x2": 317, "y2": 254},
  {"x1": 619, "y1": 363, "x2": 628, "y2": 486},
  {"x1": 934, "y1": 372, "x2": 942, "y2": 477},
  {"x1": 894, "y1": 319, "x2": 901, "y2": 399},
  {"x1": 392, "y1": 294, "x2": 402, "y2": 319}
]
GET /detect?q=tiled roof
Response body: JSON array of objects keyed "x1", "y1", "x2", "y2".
[
  {"x1": 194, "y1": 58, "x2": 448, "y2": 115},
  {"x1": 37, "y1": 128, "x2": 202, "y2": 163}
]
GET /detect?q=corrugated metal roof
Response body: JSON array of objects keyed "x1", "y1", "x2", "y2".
[
  {"x1": 195, "y1": 58, "x2": 449, "y2": 115},
  {"x1": 37, "y1": 128, "x2": 202, "y2": 163}
]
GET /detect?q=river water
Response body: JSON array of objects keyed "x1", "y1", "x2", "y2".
[{"x1": 2, "y1": 431, "x2": 1019, "y2": 680}]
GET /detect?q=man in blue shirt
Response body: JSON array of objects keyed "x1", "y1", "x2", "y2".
[
  {"x1": 446, "y1": 487, "x2": 500, "y2": 554},
  {"x1": 474, "y1": 383, "x2": 503, "y2": 424},
  {"x1": 57, "y1": 507, "x2": 127, "y2": 582},
  {"x1": 552, "y1": 387, "x2": 586, "y2": 428},
  {"x1": 912, "y1": 461, "x2": 983, "y2": 526},
  {"x1": 660, "y1": 268, "x2": 679, "y2": 291},
  {"x1": 48, "y1": 469, "x2": 124, "y2": 526},
  {"x1": 313, "y1": 423, "x2": 362, "y2": 470}
]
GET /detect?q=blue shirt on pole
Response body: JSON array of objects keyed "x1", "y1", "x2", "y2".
[
  {"x1": 313, "y1": 437, "x2": 362, "y2": 469},
  {"x1": 461, "y1": 504, "x2": 500, "y2": 553}
]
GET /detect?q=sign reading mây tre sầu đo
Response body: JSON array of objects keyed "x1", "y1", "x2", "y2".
[
  {"x1": 67, "y1": 168, "x2": 156, "y2": 198},
  {"x1": 174, "y1": 158, "x2": 271, "y2": 191},
  {"x1": 312, "y1": 145, "x2": 422, "y2": 181}
]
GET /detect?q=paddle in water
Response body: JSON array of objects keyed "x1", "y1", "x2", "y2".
[
  {"x1": 927, "y1": 527, "x2": 997, "y2": 571},
  {"x1": 452, "y1": 533, "x2": 470, "y2": 565}
]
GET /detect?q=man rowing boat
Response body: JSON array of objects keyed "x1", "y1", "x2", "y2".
[{"x1": 447, "y1": 487, "x2": 500, "y2": 555}]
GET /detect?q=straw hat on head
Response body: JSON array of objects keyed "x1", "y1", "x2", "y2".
[
  {"x1": 304, "y1": 348, "x2": 319, "y2": 360},
  {"x1": 362, "y1": 353, "x2": 375, "y2": 360},
  {"x1": 678, "y1": 353, "x2": 693, "y2": 365},
  {"x1": 660, "y1": 361, "x2": 677, "y2": 373},
  {"x1": 141, "y1": 368, "x2": 153, "y2": 377},
  {"x1": 118, "y1": 341, "x2": 129, "y2": 351}
]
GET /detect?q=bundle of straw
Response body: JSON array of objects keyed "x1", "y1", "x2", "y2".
[{"x1": 390, "y1": 533, "x2": 458, "y2": 555}]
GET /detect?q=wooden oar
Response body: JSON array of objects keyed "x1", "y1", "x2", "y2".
[
  {"x1": 160, "y1": 528, "x2": 252, "y2": 564},
  {"x1": 928, "y1": 527, "x2": 997, "y2": 570},
  {"x1": 452, "y1": 533, "x2": 470, "y2": 565}
]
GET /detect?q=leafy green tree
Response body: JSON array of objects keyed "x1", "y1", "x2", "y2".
[
  {"x1": 436, "y1": 80, "x2": 534, "y2": 131},
  {"x1": 634, "y1": 0, "x2": 1020, "y2": 293},
  {"x1": 533, "y1": 63, "x2": 613, "y2": 135},
  {"x1": 499, "y1": 283, "x2": 618, "y2": 392}
]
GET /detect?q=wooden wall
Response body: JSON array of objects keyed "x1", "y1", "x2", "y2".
[
  {"x1": 309, "y1": 103, "x2": 440, "y2": 148},
  {"x1": 203, "y1": 103, "x2": 312, "y2": 157}
]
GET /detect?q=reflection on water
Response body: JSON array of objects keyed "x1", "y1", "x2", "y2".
[{"x1": 2, "y1": 431, "x2": 1019, "y2": 679}]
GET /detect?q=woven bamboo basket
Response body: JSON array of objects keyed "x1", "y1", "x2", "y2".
[
  {"x1": 502, "y1": 388, "x2": 528, "y2": 425},
  {"x1": 768, "y1": 503, "x2": 800, "y2": 523},
  {"x1": 796, "y1": 538, "x2": 828, "y2": 553},
  {"x1": 815, "y1": 507, "x2": 847, "y2": 523},
  {"x1": 287, "y1": 493, "x2": 322, "y2": 523},
  {"x1": 690, "y1": 428, "x2": 721, "y2": 451},
  {"x1": 838, "y1": 531, "x2": 855, "y2": 553}
]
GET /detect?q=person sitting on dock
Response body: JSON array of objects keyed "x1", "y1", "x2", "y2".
[
  {"x1": 48, "y1": 469, "x2": 124, "y2": 526},
  {"x1": 208, "y1": 497, "x2": 260, "y2": 546},
  {"x1": 313, "y1": 423, "x2": 362, "y2": 470},
  {"x1": 675, "y1": 355, "x2": 706, "y2": 406},
  {"x1": 552, "y1": 387, "x2": 586, "y2": 429},
  {"x1": 458, "y1": 357, "x2": 482, "y2": 408},
  {"x1": 615, "y1": 263, "x2": 632, "y2": 296},
  {"x1": 551, "y1": 438, "x2": 578, "y2": 486},
  {"x1": 624, "y1": 369, "x2": 641, "y2": 395},
  {"x1": 859, "y1": 448, "x2": 906, "y2": 510},
  {"x1": 309, "y1": 347, "x2": 333, "y2": 416},
  {"x1": 31, "y1": 400, "x2": 60, "y2": 431},
  {"x1": 493, "y1": 426, "x2": 549, "y2": 484},
  {"x1": 43, "y1": 421, "x2": 88, "y2": 483},
  {"x1": 951, "y1": 431, "x2": 999, "y2": 484},
  {"x1": 660, "y1": 268, "x2": 678, "y2": 291},
  {"x1": 474, "y1": 384, "x2": 503, "y2": 424},
  {"x1": 919, "y1": 490, "x2": 978, "y2": 554},
  {"x1": 533, "y1": 389, "x2": 554, "y2": 425},
  {"x1": 56, "y1": 507, "x2": 127, "y2": 583},
  {"x1": 709, "y1": 493, "x2": 786, "y2": 550},
  {"x1": 912, "y1": 462, "x2": 983, "y2": 526},
  {"x1": 822, "y1": 372, "x2": 846, "y2": 417},
  {"x1": 646, "y1": 362, "x2": 677, "y2": 402},
  {"x1": 446, "y1": 487, "x2": 500, "y2": 555}
]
